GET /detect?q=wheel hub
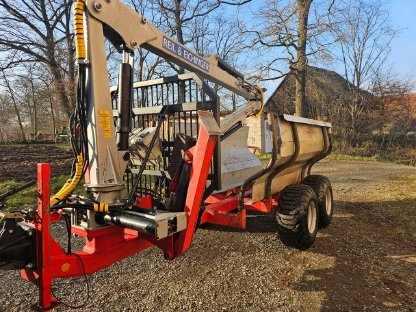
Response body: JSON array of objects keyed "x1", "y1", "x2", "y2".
[
  {"x1": 325, "y1": 188, "x2": 333, "y2": 215},
  {"x1": 307, "y1": 201, "x2": 317, "y2": 234}
]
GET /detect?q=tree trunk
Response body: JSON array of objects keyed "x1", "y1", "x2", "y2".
[
  {"x1": 0, "y1": 127, "x2": 4, "y2": 142},
  {"x1": 295, "y1": 73, "x2": 307, "y2": 117},
  {"x1": 29, "y1": 71, "x2": 38, "y2": 139},
  {"x1": 232, "y1": 92, "x2": 236, "y2": 112},
  {"x1": 11, "y1": 96, "x2": 26, "y2": 142},
  {"x1": 42, "y1": 7, "x2": 73, "y2": 119},
  {"x1": 65, "y1": 0, "x2": 76, "y2": 115},
  {"x1": 174, "y1": 0, "x2": 186, "y2": 103},
  {"x1": 1, "y1": 71, "x2": 26, "y2": 142},
  {"x1": 47, "y1": 86, "x2": 57, "y2": 142},
  {"x1": 295, "y1": 0, "x2": 312, "y2": 117},
  {"x1": 174, "y1": 0, "x2": 185, "y2": 53},
  {"x1": 48, "y1": 60, "x2": 72, "y2": 118}
]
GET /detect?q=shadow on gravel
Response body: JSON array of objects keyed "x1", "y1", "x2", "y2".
[
  {"x1": 199, "y1": 211, "x2": 277, "y2": 233},
  {"x1": 297, "y1": 199, "x2": 416, "y2": 311},
  {"x1": 246, "y1": 212, "x2": 277, "y2": 233}
]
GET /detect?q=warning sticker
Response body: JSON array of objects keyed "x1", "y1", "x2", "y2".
[{"x1": 98, "y1": 109, "x2": 112, "y2": 138}]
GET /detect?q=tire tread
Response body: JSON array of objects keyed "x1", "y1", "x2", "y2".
[
  {"x1": 303, "y1": 175, "x2": 333, "y2": 228},
  {"x1": 276, "y1": 184, "x2": 318, "y2": 250}
]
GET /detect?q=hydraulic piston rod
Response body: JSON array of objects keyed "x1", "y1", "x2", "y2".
[
  {"x1": 116, "y1": 51, "x2": 133, "y2": 150},
  {"x1": 96, "y1": 212, "x2": 156, "y2": 235},
  {"x1": 95, "y1": 208, "x2": 187, "y2": 240}
]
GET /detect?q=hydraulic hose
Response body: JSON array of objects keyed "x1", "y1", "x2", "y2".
[
  {"x1": 49, "y1": 0, "x2": 87, "y2": 206},
  {"x1": 74, "y1": 0, "x2": 86, "y2": 60},
  {"x1": 50, "y1": 154, "x2": 83, "y2": 206}
]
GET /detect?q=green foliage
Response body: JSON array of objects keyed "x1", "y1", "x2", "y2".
[{"x1": 257, "y1": 153, "x2": 272, "y2": 160}]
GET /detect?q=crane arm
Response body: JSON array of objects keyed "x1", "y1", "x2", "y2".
[
  {"x1": 85, "y1": 0, "x2": 261, "y2": 101},
  {"x1": 59, "y1": 0, "x2": 264, "y2": 217}
]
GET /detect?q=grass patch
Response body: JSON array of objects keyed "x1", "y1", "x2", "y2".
[
  {"x1": 327, "y1": 153, "x2": 380, "y2": 162},
  {"x1": 0, "y1": 175, "x2": 85, "y2": 209},
  {"x1": 257, "y1": 153, "x2": 272, "y2": 160},
  {"x1": 256, "y1": 152, "x2": 379, "y2": 162},
  {"x1": 371, "y1": 174, "x2": 416, "y2": 202},
  {"x1": 0, "y1": 143, "x2": 71, "y2": 150}
]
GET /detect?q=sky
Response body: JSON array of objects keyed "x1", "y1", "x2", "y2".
[
  {"x1": 388, "y1": 0, "x2": 416, "y2": 81},
  {"x1": 232, "y1": 0, "x2": 416, "y2": 98},
  {"x1": 1, "y1": 0, "x2": 414, "y2": 97}
]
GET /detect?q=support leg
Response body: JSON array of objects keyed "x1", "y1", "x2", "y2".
[{"x1": 32, "y1": 163, "x2": 60, "y2": 311}]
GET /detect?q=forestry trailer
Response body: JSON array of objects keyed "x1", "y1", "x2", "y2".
[{"x1": 0, "y1": 0, "x2": 333, "y2": 310}]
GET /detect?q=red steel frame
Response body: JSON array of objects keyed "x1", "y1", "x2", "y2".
[
  {"x1": 17, "y1": 117, "x2": 280, "y2": 311},
  {"x1": 201, "y1": 193, "x2": 278, "y2": 230},
  {"x1": 20, "y1": 120, "x2": 218, "y2": 311}
]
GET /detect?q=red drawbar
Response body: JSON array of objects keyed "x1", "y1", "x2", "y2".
[{"x1": 201, "y1": 193, "x2": 278, "y2": 230}]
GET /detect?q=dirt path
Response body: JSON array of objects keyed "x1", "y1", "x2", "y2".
[{"x1": 0, "y1": 160, "x2": 415, "y2": 311}]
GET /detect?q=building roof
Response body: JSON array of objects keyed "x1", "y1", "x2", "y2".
[{"x1": 265, "y1": 66, "x2": 370, "y2": 118}]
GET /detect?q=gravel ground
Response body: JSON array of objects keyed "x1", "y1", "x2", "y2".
[{"x1": 1, "y1": 160, "x2": 415, "y2": 312}]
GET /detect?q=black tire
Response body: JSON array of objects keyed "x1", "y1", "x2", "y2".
[
  {"x1": 303, "y1": 175, "x2": 333, "y2": 228},
  {"x1": 276, "y1": 184, "x2": 318, "y2": 250}
]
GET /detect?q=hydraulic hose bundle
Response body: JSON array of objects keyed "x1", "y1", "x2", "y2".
[{"x1": 50, "y1": 0, "x2": 87, "y2": 207}]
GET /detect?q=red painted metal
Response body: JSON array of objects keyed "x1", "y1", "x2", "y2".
[
  {"x1": 21, "y1": 164, "x2": 156, "y2": 309},
  {"x1": 135, "y1": 195, "x2": 153, "y2": 209},
  {"x1": 200, "y1": 190, "x2": 280, "y2": 230},
  {"x1": 247, "y1": 199, "x2": 272, "y2": 213},
  {"x1": 172, "y1": 120, "x2": 219, "y2": 257},
  {"x1": 206, "y1": 196, "x2": 239, "y2": 211},
  {"x1": 13, "y1": 116, "x2": 289, "y2": 311},
  {"x1": 33, "y1": 163, "x2": 60, "y2": 310},
  {"x1": 19, "y1": 118, "x2": 220, "y2": 310},
  {"x1": 202, "y1": 207, "x2": 247, "y2": 229}
]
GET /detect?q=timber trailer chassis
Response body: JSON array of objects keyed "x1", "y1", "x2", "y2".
[
  {"x1": 0, "y1": 0, "x2": 333, "y2": 309},
  {"x1": 16, "y1": 108, "x2": 331, "y2": 310},
  {"x1": 1, "y1": 74, "x2": 332, "y2": 311}
]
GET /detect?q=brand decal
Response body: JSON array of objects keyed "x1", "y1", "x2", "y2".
[{"x1": 162, "y1": 36, "x2": 210, "y2": 73}]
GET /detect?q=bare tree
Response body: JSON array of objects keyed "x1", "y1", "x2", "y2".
[
  {"x1": 209, "y1": 15, "x2": 247, "y2": 111},
  {"x1": 245, "y1": 0, "x2": 335, "y2": 117},
  {"x1": 128, "y1": 0, "x2": 167, "y2": 82},
  {"x1": 0, "y1": 93, "x2": 16, "y2": 141},
  {"x1": 0, "y1": 70, "x2": 27, "y2": 141},
  {"x1": 0, "y1": 0, "x2": 75, "y2": 118},
  {"x1": 151, "y1": 0, "x2": 251, "y2": 74},
  {"x1": 333, "y1": 0, "x2": 397, "y2": 133},
  {"x1": 368, "y1": 69, "x2": 414, "y2": 135}
]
